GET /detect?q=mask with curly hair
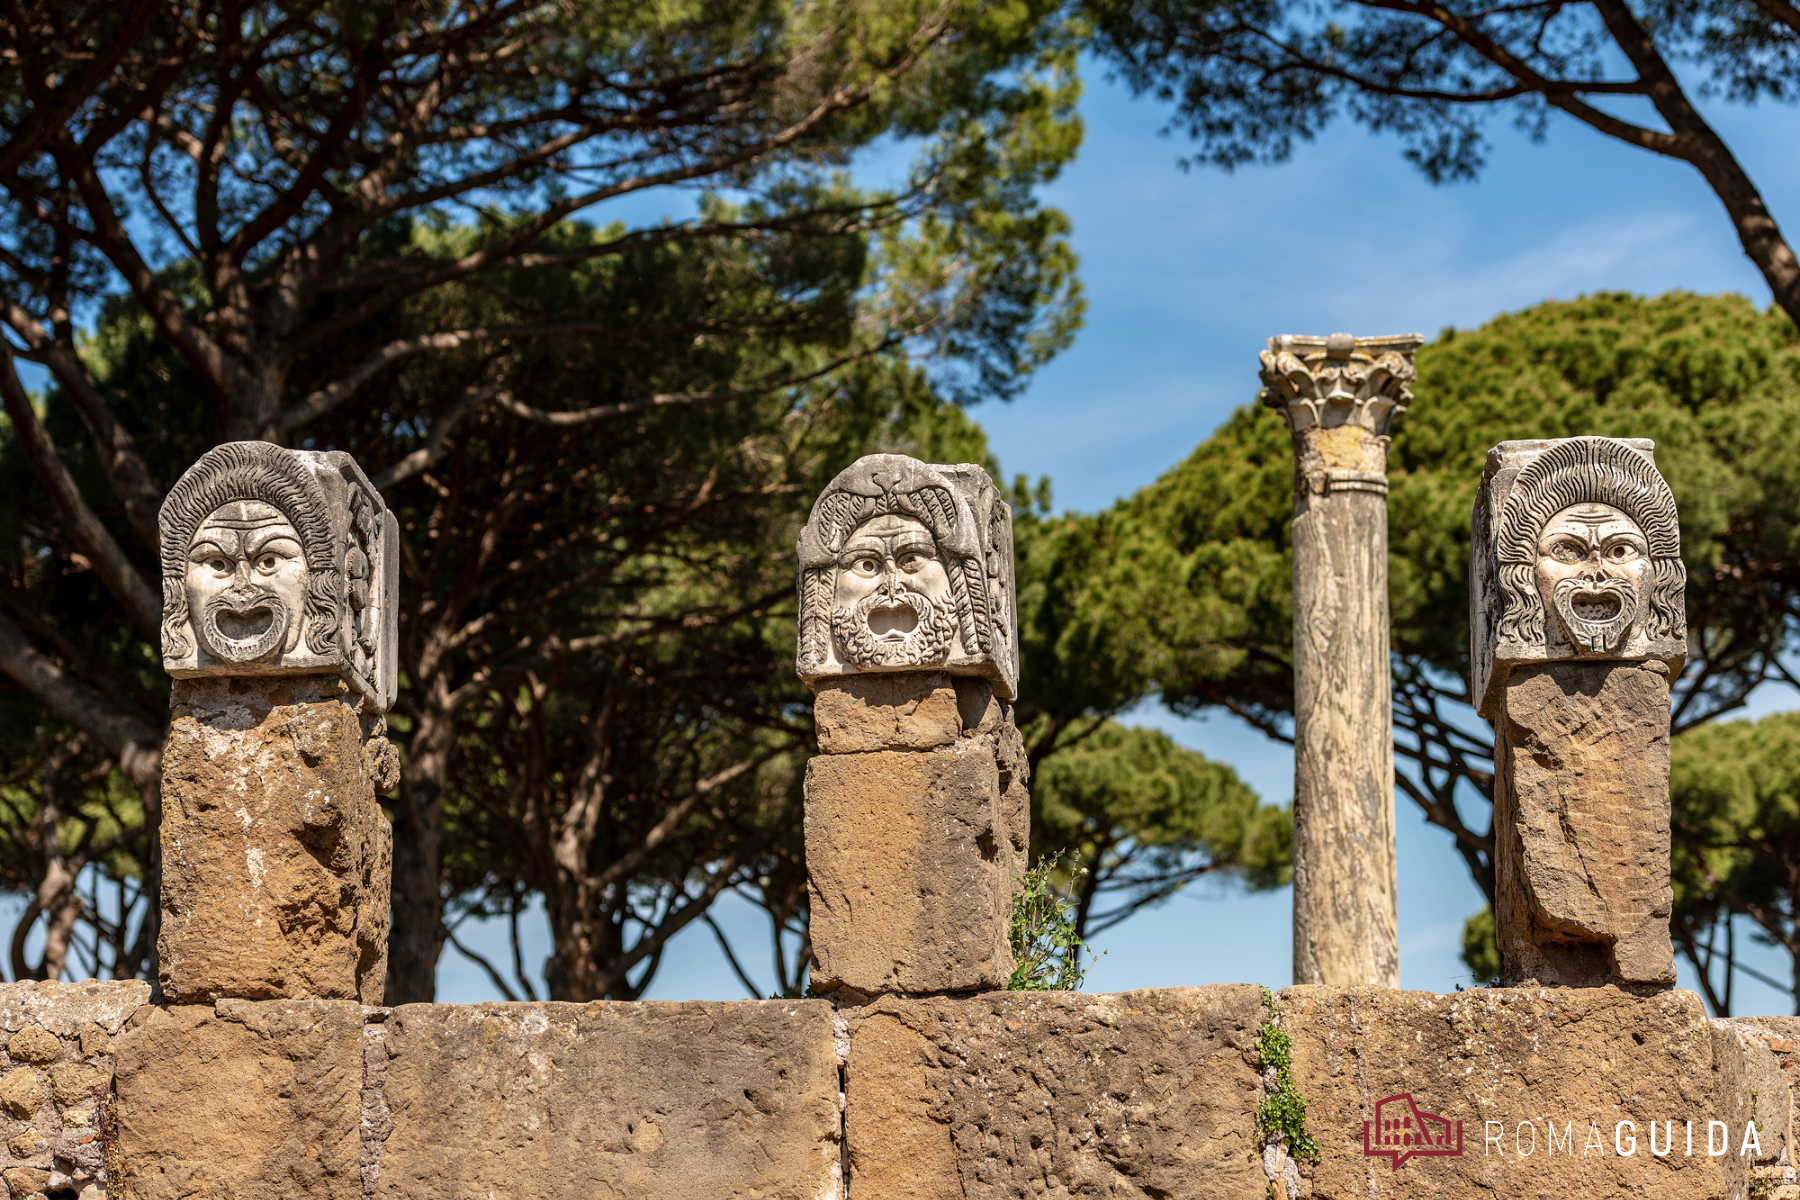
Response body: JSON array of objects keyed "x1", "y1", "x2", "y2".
[
  {"x1": 158, "y1": 442, "x2": 397, "y2": 713},
  {"x1": 1474, "y1": 436, "x2": 1688, "y2": 718}
]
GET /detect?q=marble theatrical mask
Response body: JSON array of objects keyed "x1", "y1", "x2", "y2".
[
  {"x1": 184, "y1": 500, "x2": 310, "y2": 663},
  {"x1": 830, "y1": 514, "x2": 958, "y2": 667},
  {"x1": 1533, "y1": 502, "x2": 1652, "y2": 656}
]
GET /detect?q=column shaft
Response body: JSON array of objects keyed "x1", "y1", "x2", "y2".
[
  {"x1": 1260, "y1": 333, "x2": 1419, "y2": 988},
  {"x1": 1288, "y1": 434, "x2": 1400, "y2": 987}
]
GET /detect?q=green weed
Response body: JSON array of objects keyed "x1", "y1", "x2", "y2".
[
  {"x1": 1255, "y1": 985, "x2": 1320, "y2": 1165},
  {"x1": 1008, "y1": 855, "x2": 1102, "y2": 991}
]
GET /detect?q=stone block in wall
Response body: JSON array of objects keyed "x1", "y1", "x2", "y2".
[
  {"x1": 0, "y1": 980, "x2": 150, "y2": 1039},
  {"x1": 1281, "y1": 985, "x2": 1783, "y2": 1199},
  {"x1": 806, "y1": 743, "x2": 1011, "y2": 995},
  {"x1": 112, "y1": 998, "x2": 364, "y2": 1200},
  {"x1": 0, "y1": 980, "x2": 148, "y2": 1198},
  {"x1": 844, "y1": 986, "x2": 1265, "y2": 1198},
  {"x1": 159, "y1": 675, "x2": 392, "y2": 1003},
  {"x1": 372, "y1": 999, "x2": 840, "y2": 1200}
]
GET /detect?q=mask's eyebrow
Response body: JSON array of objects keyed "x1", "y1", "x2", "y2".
[
  {"x1": 890, "y1": 531, "x2": 937, "y2": 554},
  {"x1": 244, "y1": 525, "x2": 303, "y2": 555},
  {"x1": 838, "y1": 537, "x2": 888, "y2": 563},
  {"x1": 187, "y1": 530, "x2": 239, "y2": 559}
]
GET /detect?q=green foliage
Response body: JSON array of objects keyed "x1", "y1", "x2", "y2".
[
  {"x1": 1008, "y1": 856, "x2": 1100, "y2": 991},
  {"x1": 1028, "y1": 719, "x2": 1290, "y2": 934},
  {"x1": 1670, "y1": 711, "x2": 1800, "y2": 1012},
  {"x1": 1459, "y1": 907, "x2": 1501, "y2": 988},
  {"x1": 1254, "y1": 985, "x2": 1320, "y2": 1164}
]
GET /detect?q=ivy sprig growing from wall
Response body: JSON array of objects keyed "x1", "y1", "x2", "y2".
[
  {"x1": 1008, "y1": 856, "x2": 1104, "y2": 991},
  {"x1": 1255, "y1": 985, "x2": 1320, "y2": 1165}
]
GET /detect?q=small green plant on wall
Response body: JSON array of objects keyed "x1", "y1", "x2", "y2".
[
  {"x1": 1009, "y1": 856, "x2": 1103, "y2": 991},
  {"x1": 1255, "y1": 985, "x2": 1320, "y2": 1165}
]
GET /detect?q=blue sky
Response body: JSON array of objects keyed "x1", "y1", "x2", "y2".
[{"x1": 422, "y1": 62, "x2": 1800, "y2": 1010}]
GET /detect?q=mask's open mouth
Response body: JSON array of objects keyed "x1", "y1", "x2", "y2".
[
  {"x1": 1568, "y1": 589, "x2": 1623, "y2": 622},
  {"x1": 867, "y1": 603, "x2": 919, "y2": 640},
  {"x1": 1552, "y1": 575, "x2": 1640, "y2": 655},
  {"x1": 217, "y1": 606, "x2": 275, "y2": 640},
  {"x1": 200, "y1": 591, "x2": 289, "y2": 663}
]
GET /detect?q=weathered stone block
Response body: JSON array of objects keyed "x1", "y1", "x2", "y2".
[
  {"x1": 1495, "y1": 660, "x2": 1675, "y2": 987},
  {"x1": 112, "y1": 998, "x2": 363, "y2": 1200},
  {"x1": 159, "y1": 675, "x2": 392, "y2": 1003},
  {"x1": 0, "y1": 1066, "x2": 42, "y2": 1118},
  {"x1": 374, "y1": 999, "x2": 841, "y2": 1200},
  {"x1": 0, "y1": 982, "x2": 144, "y2": 1195},
  {"x1": 845, "y1": 986, "x2": 1265, "y2": 1198},
  {"x1": 75, "y1": 1023, "x2": 110, "y2": 1059},
  {"x1": 6, "y1": 1026, "x2": 60, "y2": 1066},
  {"x1": 813, "y1": 671, "x2": 963, "y2": 753},
  {"x1": 949, "y1": 677, "x2": 1032, "y2": 863},
  {"x1": 1282, "y1": 985, "x2": 1776, "y2": 1199},
  {"x1": 797, "y1": 454, "x2": 1019, "y2": 699},
  {"x1": 43, "y1": 1062, "x2": 103, "y2": 1108},
  {"x1": 4, "y1": 1164, "x2": 50, "y2": 1195},
  {"x1": 0, "y1": 979, "x2": 149, "y2": 1036},
  {"x1": 806, "y1": 744, "x2": 1011, "y2": 995}
]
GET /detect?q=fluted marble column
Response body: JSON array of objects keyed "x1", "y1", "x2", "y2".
[{"x1": 1260, "y1": 332, "x2": 1421, "y2": 987}]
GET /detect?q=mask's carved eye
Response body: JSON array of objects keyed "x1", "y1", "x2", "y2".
[
  {"x1": 898, "y1": 553, "x2": 923, "y2": 572},
  {"x1": 257, "y1": 554, "x2": 279, "y2": 572},
  {"x1": 208, "y1": 557, "x2": 230, "y2": 575},
  {"x1": 1549, "y1": 540, "x2": 1585, "y2": 564},
  {"x1": 1604, "y1": 541, "x2": 1639, "y2": 563},
  {"x1": 853, "y1": 557, "x2": 879, "y2": 576}
]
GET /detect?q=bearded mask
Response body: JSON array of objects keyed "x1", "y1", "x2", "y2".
[
  {"x1": 795, "y1": 454, "x2": 1019, "y2": 698},
  {"x1": 183, "y1": 499, "x2": 311, "y2": 664},
  {"x1": 828, "y1": 514, "x2": 960, "y2": 668}
]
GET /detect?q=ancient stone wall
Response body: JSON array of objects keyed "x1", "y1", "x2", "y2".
[{"x1": 3, "y1": 977, "x2": 1791, "y2": 1199}]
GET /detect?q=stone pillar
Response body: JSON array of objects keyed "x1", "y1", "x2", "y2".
[
  {"x1": 1471, "y1": 436, "x2": 1685, "y2": 988},
  {"x1": 155, "y1": 442, "x2": 398, "y2": 1003},
  {"x1": 796, "y1": 455, "x2": 1027, "y2": 998},
  {"x1": 1260, "y1": 332, "x2": 1421, "y2": 988}
]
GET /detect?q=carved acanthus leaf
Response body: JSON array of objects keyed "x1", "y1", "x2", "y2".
[{"x1": 1259, "y1": 332, "x2": 1424, "y2": 436}]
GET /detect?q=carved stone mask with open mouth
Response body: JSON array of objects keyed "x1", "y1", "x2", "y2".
[
  {"x1": 833, "y1": 582, "x2": 956, "y2": 668},
  {"x1": 184, "y1": 499, "x2": 309, "y2": 665},
  {"x1": 830, "y1": 512, "x2": 959, "y2": 669},
  {"x1": 1534, "y1": 502, "x2": 1652, "y2": 657}
]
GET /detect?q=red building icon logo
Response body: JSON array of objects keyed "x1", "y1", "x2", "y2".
[{"x1": 1363, "y1": 1093, "x2": 1464, "y2": 1169}]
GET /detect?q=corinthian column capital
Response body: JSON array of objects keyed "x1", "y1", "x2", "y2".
[{"x1": 1259, "y1": 332, "x2": 1424, "y2": 436}]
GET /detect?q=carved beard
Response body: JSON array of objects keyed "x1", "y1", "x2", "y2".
[
  {"x1": 831, "y1": 586, "x2": 956, "y2": 668},
  {"x1": 197, "y1": 585, "x2": 291, "y2": 664},
  {"x1": 1551, "y1": 573, "x2": 1642, "y2": 656}
]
